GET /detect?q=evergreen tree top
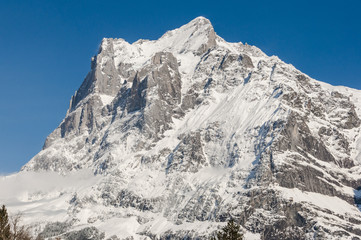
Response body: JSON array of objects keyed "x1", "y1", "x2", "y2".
[
  {"x1": 0, "y1": 204, "x2": 11, "y2": 240},
  {"x1": 212, "y1": 219, "x2": 244, "y2": 240}
]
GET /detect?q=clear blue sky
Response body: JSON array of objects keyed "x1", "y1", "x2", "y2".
[{"x1": 1, "y1": 0, "x2": 360, "y2": 173}]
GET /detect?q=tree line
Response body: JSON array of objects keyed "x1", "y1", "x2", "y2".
[
  {"x1": 1, "y1": 203, "x2": 243, "y2": 240},
  {"x1": 0, "y1": 205, "x2": 33, "y2": 240}
]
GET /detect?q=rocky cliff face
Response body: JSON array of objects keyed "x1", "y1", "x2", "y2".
[{"x1": 17, "y1": 17, "x2": 361, "y2": 239}]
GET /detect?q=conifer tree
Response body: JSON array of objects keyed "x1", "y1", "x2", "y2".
[
  {"x1": 213, "y1": 219, "x2": 243, "y2": 240},
  {"x1": 0, "y1": 205, "x2": 11, "y2": 240}
]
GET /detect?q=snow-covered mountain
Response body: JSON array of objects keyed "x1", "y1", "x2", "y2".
[{"x1": 3, "y1": 16, "x2": 361, "y2": 239}]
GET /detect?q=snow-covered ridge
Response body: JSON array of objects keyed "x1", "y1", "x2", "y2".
[{"x1": 109, "y1": 17, "x2": 215, "y2": 72}]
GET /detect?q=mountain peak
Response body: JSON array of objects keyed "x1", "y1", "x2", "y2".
[
  {"x1": 18, "y1": 17, "x2": 361, "y2": 240},
  {"x1": 177, "y1": 16, "x2": 214, "y2": 37},
  {"x1": 157, "y1": 16, "x2": 216, "y2": 55},
  {"x1": 189, "y1": 16, "x2": 212, "y2": 26}
]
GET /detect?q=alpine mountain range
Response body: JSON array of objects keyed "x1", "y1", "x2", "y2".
[{"x1": 5, "y1": 17, "x2": 361, "y2": 239}]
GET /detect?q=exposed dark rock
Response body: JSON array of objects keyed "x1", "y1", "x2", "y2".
[
  {"x1": 282, "y1": 91, "x2": 305, "y2": 110},
  {"x1": 274, "y1": 162, "x2": 357, "y2": 204},
  {"x1": 219, "y1": 53, "x2": 254, "y2": 70},
  {"x1": 181, "y1": 88, "x2": 200, "y2": 112},
  {"x1": 127, "y1": 73, "x2": 148, "y2": 113},
  {"x1": 296, "y1": 74, "x2": 309, "y2": 84},
  {"x1": 341, "y1": 105, "x2": 361, "y2": 129},
  {"x1": 37, "y1": 222, "x2": 71, "y2": 239},
  {"x1": 166, "y1": 131, "x2": 206, "y2": 173},
  {"x1": 240, "y1": 54, "x2": 254, "y2": 68},
  {"x1": 238, "y1": 189, "x2": 313, "y2": 239},
  {"x1": 70, "y1": 39, "x2": 122, "y2": 111},
  {"x1": 63, "y1": 227, "x2": 105, "y2": 240},
  {"x1": 109, "y1": 189, "x2": 163, "y2": 212},
  {"x1": 276, "y1": 112, "x2": 337, "y2": 165}
]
